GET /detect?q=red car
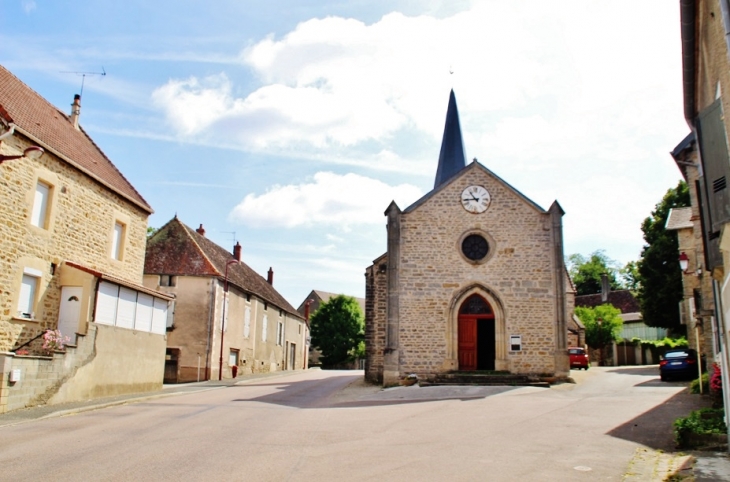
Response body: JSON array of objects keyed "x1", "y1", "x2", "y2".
[{"x1": 569, "y1": 347, "x2": 590, "y2": 370}]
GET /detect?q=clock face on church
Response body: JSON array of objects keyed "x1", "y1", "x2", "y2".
[{"x1": 460, "y1": 185, "x2": 491, "y2": 214}]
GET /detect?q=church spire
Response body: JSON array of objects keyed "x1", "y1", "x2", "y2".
[{"x1": 434, "y1": 89, "x2": 467, "y2": 188}]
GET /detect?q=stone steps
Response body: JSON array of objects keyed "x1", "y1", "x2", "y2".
[{"x1": 422, "y1": 372, "x2": 550, "y2": 388}]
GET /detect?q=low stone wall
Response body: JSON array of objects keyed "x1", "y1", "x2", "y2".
[{"x1": 0, "y1": 323, "x2": 165, "y2": 413}]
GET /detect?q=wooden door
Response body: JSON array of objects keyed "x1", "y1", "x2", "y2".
[
  {"x1": 58, "y1": 286, "x2": 82, "y2": 339},
  {"x1": 458, "y1": 316, "x2": 477, "y2": 370}
]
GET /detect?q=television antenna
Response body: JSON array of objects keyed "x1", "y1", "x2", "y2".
[{"x1": 60, "y1": 67, "x2": 106, "y2": 98}]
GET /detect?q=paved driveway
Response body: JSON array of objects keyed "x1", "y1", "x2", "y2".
[{"x1": 0, "y1": 366, "x2": 703, "y2": 481}]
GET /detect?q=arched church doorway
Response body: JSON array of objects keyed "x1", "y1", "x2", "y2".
[{"x1": 458, "y1": 294, "x2": 495, "y2": 371}]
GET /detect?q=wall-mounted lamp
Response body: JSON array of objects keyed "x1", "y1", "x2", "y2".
[
  {"x1": 679, "y1": 252, "x2": 689, "y2": 273},
  {"x1": 0, "y1": 146, "x2": 44, "y2": 164},
  {"x1": 679, "y1": 251, "x2": 702, "y2": 277}
]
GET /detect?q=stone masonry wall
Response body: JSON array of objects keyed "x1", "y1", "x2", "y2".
[
  {"x1": 364, "y1": 256, "x2": 387, "y2": 383},
  {"x1": 0, "y1": 133, "x2": 149, "y2": 351},
  {"x1": 396, "y1": 166, "x2": 558, "y2": 378}
]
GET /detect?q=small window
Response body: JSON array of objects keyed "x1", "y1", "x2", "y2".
[
  {"x1": 160, "y1": 275, "x2": 176, "y2": 287},
  {"x1": 112, "y1": 222, "x2": 125, "y2": 260},
  {"x1": 229, "y1": 349, "x2": 239, "y2": 366},
  {"x1": 279, "y1": 309, "x2": 283, "y2": 317},
  {"x1": 18, "y1": 273, "x2": 39, "y2": 319},
  {"x1": 31, "y1": 181, "x2": 51, "y2": 228},
  {"x1": 264, "y1": 302, "x2": 268, "y2": 311},
  {"x1": 246, "y1": 293, "x2": 251, "y2": 302},
  {"x1": 276, "y1": 321, "x2": 284, "y2": 346}
]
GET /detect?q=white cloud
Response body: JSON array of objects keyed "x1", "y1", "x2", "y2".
[
  {"x1": 22, "y1": 0, "x2": 36, "y2": 14},
  {"x1": 229, "y1": 172, "x2": 422, "y2": 228}
]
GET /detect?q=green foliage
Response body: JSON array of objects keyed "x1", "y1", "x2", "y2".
[
  {"x1": 575, "y1": 304, "x2": 623, "y2": 348},
  {"x1": 632, "y1": 337, "x2": 688, "y2": 349},
  {"x1": 620, "y1": 260, "x2": 640, "y2": 293},
  {"x1": 636, "y1": 181, "x2": 690, "y2": 331},
  {"x1": 147, "y1": 226, "x2": 158, "y2": 238},
  {"x1": 690, "y1": 373, "x2": 709, "y2": 394},
  {"x1": 567, "y1": 251, "x2": 623, "y2": 296},
  {"x1": 674, "y1": 408, "x2": 727, "y2": 446},
  {"x1": 310, "y1": 295, "x2": 364, "y2": 366}
]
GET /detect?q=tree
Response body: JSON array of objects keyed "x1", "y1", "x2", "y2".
[
  {"x1": 636, "y1": 181, "x2": 690, "y2": 332},
  {"x1": 310, "y1": 295, "x2": 364, "y2": 366},
  {"x1": 576, "y1": 304, "x2": 623, "y2": 349},
  {"x1": 567, "y1": 250, "x2": 623, "y2": 296}
]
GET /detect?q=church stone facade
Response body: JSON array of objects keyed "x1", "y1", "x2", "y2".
[{"x1": 365, "y1": 91, "x2": 570, "y2": 386}]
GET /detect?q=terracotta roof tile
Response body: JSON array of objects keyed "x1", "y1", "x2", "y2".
[
  {"x1": 574, "y1": 290, "x2": 640, "y2": 314},
  {"x1": 145, "y1": 217, "x2": 302, "y2": 319},
  {"x1": 0, "y1": 64, "x2": 151, "y2": 213}
]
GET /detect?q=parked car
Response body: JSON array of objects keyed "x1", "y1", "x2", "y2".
[
  {"x1": 659, "y1": 348, "x2": 699, "y2": 381},
  {"x1": 569, "y1": 347, "x2": 589, "y2": 370}
]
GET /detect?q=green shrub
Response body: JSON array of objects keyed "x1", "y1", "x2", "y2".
[
  {"x1": 674, "y1": 408, "x2": 726, "y2": 446},
  {"x1": 690, "y1": 372, "x2": 709, "y2": 394}
]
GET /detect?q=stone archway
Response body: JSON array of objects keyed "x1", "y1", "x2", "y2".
[
  {"x1": 446, "y1": 285, "x2": 507, "y2": 372},
  {"x1": 458, "y1": 294, "x2": 495, "y2": 370}
]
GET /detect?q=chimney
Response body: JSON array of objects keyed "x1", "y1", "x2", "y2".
[
  {"x1": 70, "y1": 94, "x2": 81, "y2": 130},
  {"x1": 304, "y1": 299, "x2": 314, "y2": 322},
  {"x1": 600, "y1": 273, "x2": 610, "y2": 303},
  {"x1": 233, "y1": 242, "x2": 242, "y2": 261},
  {"x1": 196, "y1": 224, "x2": 206, "y2": 236},
  {"x1": 267, "y1": 267, "x2": 274, "y2": 285}
]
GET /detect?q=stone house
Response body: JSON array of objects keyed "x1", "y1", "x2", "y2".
[
  {"x1": 365, "y1": 91, "x2": 571, "y2": 386},
  {"x1": 677, "y1": 0, "x2": 730, "y2": 408},
  {"x1": 575, "y1": 288, "x2": 663, "y2": 366},
  {"x1": 0, "y1": 65, "x2": 172, "y2": 413},
  {"x1": 297, "y1": 289, "x2": 366, "y2": 366},
  {"x1": 144, "y1": 217, "x2": 308, "y2": 382},
  {"x1": 665, "y1": 193, "x2": 715, "y2": 365}
]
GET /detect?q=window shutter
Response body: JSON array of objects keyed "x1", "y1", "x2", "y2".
[
  {"x1": 696, "y1": 178, "x2": 723, "y2": 270},
  {"x1": 96, "y1": 282, "x2": 119, "y2": 325},
  {"x1": 134, "y1": 293, "x2": 154, "y2": 332},
  {"x1": 18, "y1": 274, "x2": 37, "y2": 317},
  {"x1": 697, "y1": 99, "x2": 730, "y2": 231},
  {"x1": 115, "y1": 287, "x2": 137, "y2": 329},
  {"x1": 31, "y1": 182, "x2": 50, "y2": 228}
]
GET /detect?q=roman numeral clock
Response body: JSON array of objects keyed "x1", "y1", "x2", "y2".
[{"x1": 461, "y1": 185, "x2": 491, "y2": 214}]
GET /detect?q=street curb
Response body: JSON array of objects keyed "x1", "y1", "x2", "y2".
[{"x1": 0, "y1": 369, "x2": 311, "y2": 428}]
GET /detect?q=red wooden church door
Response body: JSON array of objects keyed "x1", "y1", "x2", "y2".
[
  {"x1": 458, "y1": 294, "x2": 495, "y2": 371},
  {"x1": 458, "y1": 316, "x2": 478, "y2": 370}
]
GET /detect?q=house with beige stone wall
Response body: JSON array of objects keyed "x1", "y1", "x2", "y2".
[
  {"x1": 365, "y1": 91, "x2": 570, "y2": 387},
  {"x1": 144, "y1": 217, "x2": 308, "y2": 382},
  {"x1": 0, "y1": 65, "x2": 172, "y2": 413},
  {"x1": 677, "y1": 0, "x2": 730, "y2": 413}
]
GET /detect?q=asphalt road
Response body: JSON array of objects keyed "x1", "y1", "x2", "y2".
[{"x1": 0, "y1": 366, "x2": 700, "y2": 481}]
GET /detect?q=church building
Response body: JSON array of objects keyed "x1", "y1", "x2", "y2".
[{"x1": 364, "y1": 91, "x2": 571, "y2": 386}]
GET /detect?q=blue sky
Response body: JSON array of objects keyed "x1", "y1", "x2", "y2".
[{"x1": 2, "y1": 1, "x2": 688, "y2": 305}]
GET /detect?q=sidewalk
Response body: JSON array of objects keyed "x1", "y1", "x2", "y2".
[{"x1": 0, "y1": 369, "x2": 300, "y2": 428}]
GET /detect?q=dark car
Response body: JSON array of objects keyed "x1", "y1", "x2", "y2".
[
  {"x1": 659, "y1": 348, "x2": 699, "y2": 381},
  {"x1": 569, "y1": 347, "x2": 589, "y2": 370}
]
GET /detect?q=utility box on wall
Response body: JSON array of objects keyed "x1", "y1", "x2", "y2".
[{"x1": 9, "y1": 368, "x2": 21, "y2": 383}]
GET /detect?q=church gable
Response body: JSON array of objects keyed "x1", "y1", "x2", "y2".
[{"x1": 364, "y1": 90, "x2": 569, "y2": 386}]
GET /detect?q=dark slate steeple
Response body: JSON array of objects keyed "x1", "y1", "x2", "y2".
[{"x1": 434, "y1": 89, "x2": 467, "y2": 188}]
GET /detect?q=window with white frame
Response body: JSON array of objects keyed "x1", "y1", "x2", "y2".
[
  {"x1": 31, "y1": 180, "x2": 51, "y2": 229},
  {"x1": 111, "y1": 221, "x2": 125, "y2": 260},
  {"x1": 229, "y1": 349, "x2": 239, "y2": 366},
  {"x1": 17, "y1": 269, "x2": 42, "y2": 319},
  {"x1": 276, "y1": 321, "x2": 284, "y2": 346},
  {"x1": 262, "y1": 314, "x2": 268, "y2": 341}
]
